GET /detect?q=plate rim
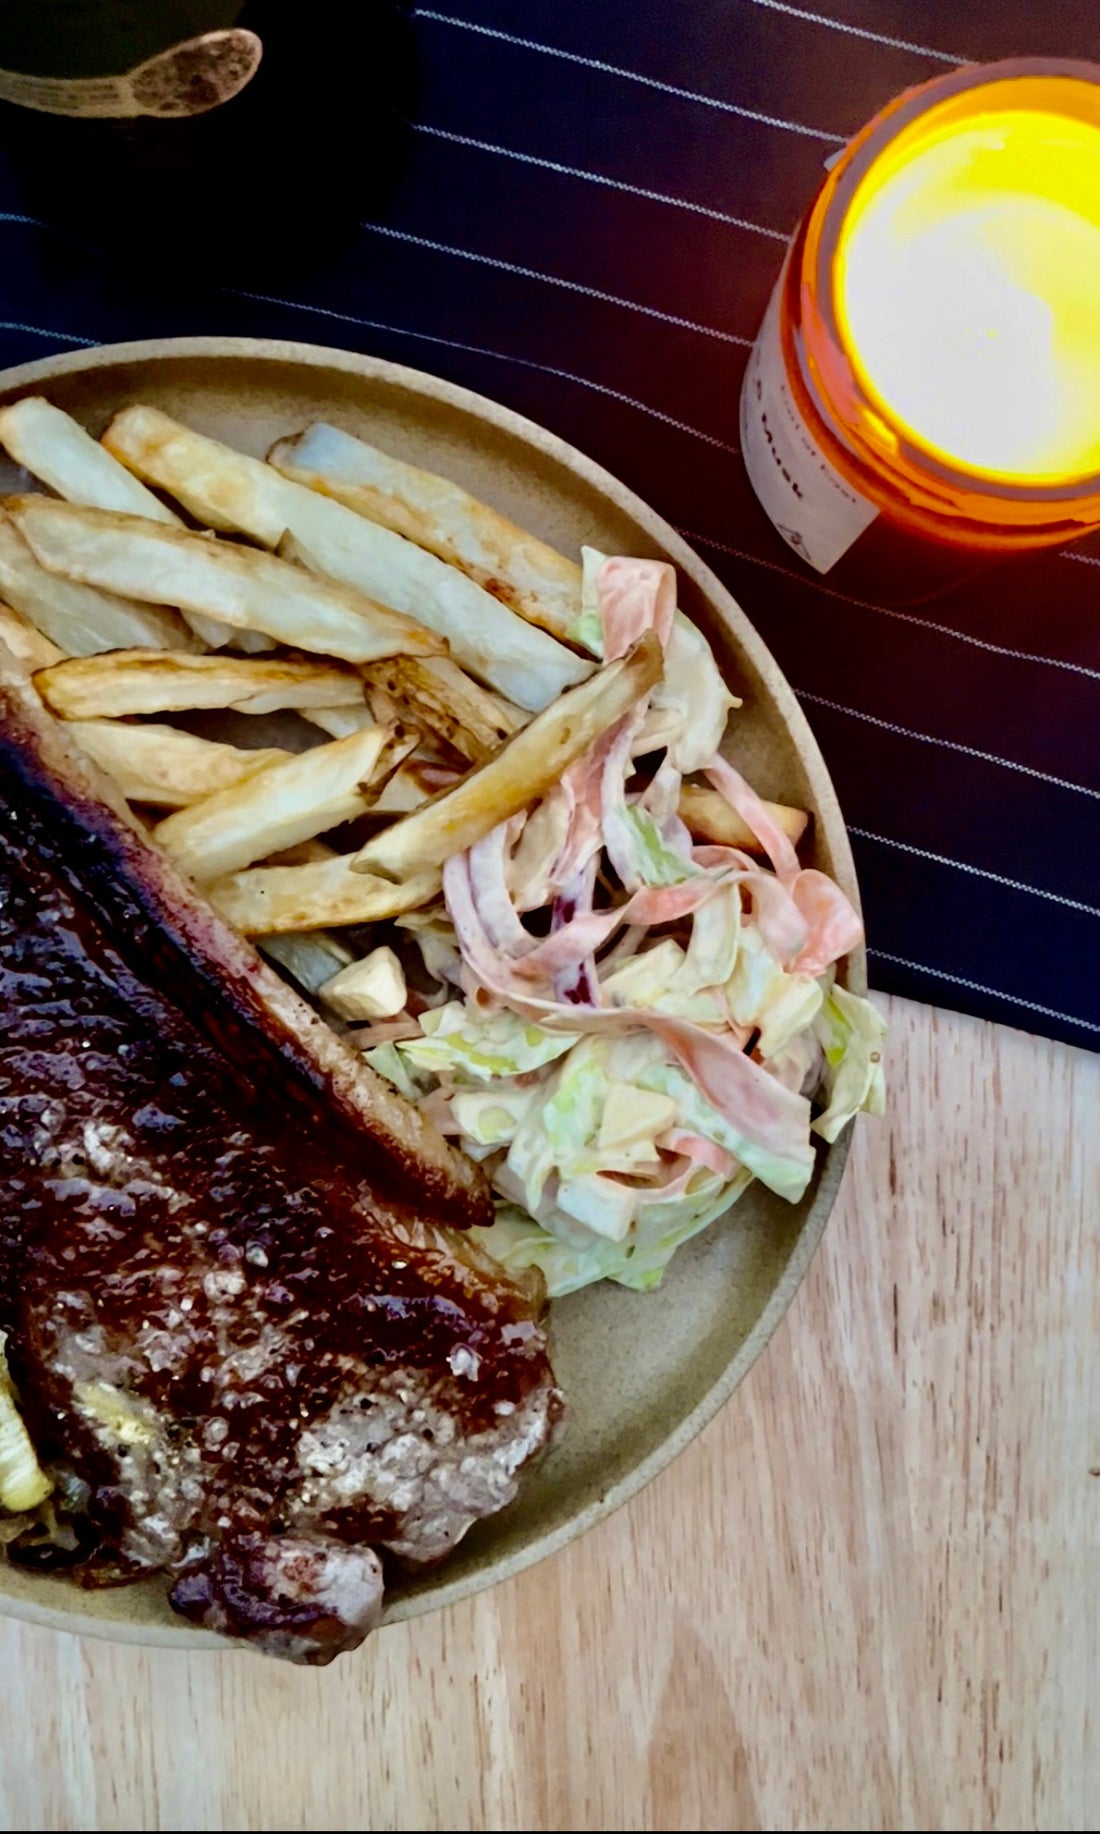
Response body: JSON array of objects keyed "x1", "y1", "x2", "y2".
[{"x1": 0, "y1": 334, "x2": 861, "y2": 1651}]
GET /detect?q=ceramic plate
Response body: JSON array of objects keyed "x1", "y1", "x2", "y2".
[{"x1": 0, "y1": 338, "x2": 862, "y2": 1649}]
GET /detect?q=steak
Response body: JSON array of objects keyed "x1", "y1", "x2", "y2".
[{"x1": 0, "y1": 649, "x2": 563, "y2": 1663}]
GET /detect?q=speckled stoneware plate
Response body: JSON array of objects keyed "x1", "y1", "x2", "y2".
[{"x1": 0, "y1": 337, "x2": 863, "y2": 1651}]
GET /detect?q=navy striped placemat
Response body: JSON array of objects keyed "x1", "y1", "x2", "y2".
[{"x1": 0, "y1": 1, "x2": 1097, "y2": 1050}]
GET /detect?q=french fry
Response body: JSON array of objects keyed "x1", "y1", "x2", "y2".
[
  {"x1": 67, "y1": 720, "x2": 290, "y2": 809},
  {"x1": 678, "y1": 782, "x2": 809, "y2": 854},
  {"x1": 7, "y1": 498, "x2": 444, "y2": 666},
  {"x1": 363, "y1": 654, "x2": 522, "y2": 765},
  {"x1": 184, "y1": 614, "x2": 277, "y2": 653},
  {"x1": 360, "y1": 720, "x2": 421, "y2": 800},
  {"x1": 353, "y1": 631, "x2": 664, "y2": 882},
  {"x1": 262, "y1": 839, "x2": 339, "y2": 868},
  {"x1": 0, "y1": 508, "x2": 199, "y2": 656},
  {"x1": 0, "y1": 599, "x2": 64, "y2": 671},
  {"x1": 102, "y1": 404, "x2": 292, "y2": 539},
  {"x1": 361, "y1": 753, "x2": 464, "y2": 817},
  {"x1": 153, "y1": 724, "x2": 395, "y2": 883},
  {"x1": 294, "y1": 722, "x2": 421, "y2": 819},
  {"x1": 231, "y1": 628, "x2": 278, "y2": 653},
  {"x1": 355, "y1": 679, "x2": 461, "y2": 778},
  {"x1": 209, "y1": 855, "x2": 440, "y2": 934},
  {"x1": 269, "y1": 421, "x2": 584, "y2": 643},
  {"x1": 34, "y1": 649, "x2": 365, "y2": 721},
  {"x1": 361, "y1": 674, "x2": 407, "y2": 732},
  {"x1": 278, "y1": 523, "x2": 591, "y2": 713},
  {"x1": 361, "y1": 763, "x2": 431, "y2": 817},
  {"x1": 0, "y1": 396, "x2": 183, "y2": 524},
  {"x1": 103, "y1": 406, "x2": 594, "y2": 710},
  {"x1": 0, "y1": 399, "x2": 243, "y2": 648},
  {"x1": 303, "y1": 705, "x2": 382, "y2": 740}
]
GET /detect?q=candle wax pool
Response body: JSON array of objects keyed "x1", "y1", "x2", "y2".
[{"x1": 836, "y1": 110, "x2": 1100, "y2": 485}]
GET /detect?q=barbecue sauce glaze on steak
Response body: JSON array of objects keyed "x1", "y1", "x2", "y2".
[{"x1": 0, "y1": 656, "x2": 563, "y2": 1663}]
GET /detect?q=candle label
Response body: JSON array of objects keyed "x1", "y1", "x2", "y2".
[
  {"x1": 0, "y1": 31, "x2": 262, "y2": 119},
  {"x1": 741, "y1": 276, "x2": 879, "y2": 573}
]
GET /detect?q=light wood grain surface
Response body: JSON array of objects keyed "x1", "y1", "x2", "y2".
[{"x1": 1, "y1": 993, "x2": 1095, "y2": 1833}]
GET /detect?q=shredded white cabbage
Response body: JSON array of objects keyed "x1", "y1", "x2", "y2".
[{"x1": 363, "y1": 551, "x2": 885, "y2": 1296}]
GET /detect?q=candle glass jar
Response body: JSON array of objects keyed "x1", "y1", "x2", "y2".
[{"x1": 740, "y1": 59, "x2": 1100, "y2": 605}]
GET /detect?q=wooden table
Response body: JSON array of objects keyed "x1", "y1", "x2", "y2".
[{"x1": 1, "y1": 994, "x2": 1095, "y2": 1832}]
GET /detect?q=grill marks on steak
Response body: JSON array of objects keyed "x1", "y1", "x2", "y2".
[{"x1": 0, "y1": 656, "x2": 562, "y2": 1662}]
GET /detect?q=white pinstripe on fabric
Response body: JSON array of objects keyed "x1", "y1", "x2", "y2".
[
  {"x1": 409, "y1": 122, "x2": 790, "y2": 238},
  {"x1": 413, "y1": 8, "x2": 845, "y2": 142},
  {"x1": 0, "y1": 317, "x2": 98, "y2": 346},
  {"x1": 0, "y1": 208, "x2": 743, "y2": 453},
  {"x1": 794, "y1": 687, "x2": 1100, "y2": 799},
  {"x1": 682, "y1": 526, "x2": 1100, "y2": 684},
  {"x1": 867, "y1": 950, "x2": 1100, "y2": 1035},
  {"x1": 848, "y1": 827, "x2": 1100, "y2": 917},
  {"x1": 358, "y1": 222, "x2": 753, "y2": 345},
  {"x1": 734, "y1": 0, "x2": 967, "y2": 63},
  {"x1": 229, "y1": 287, "x2": 742, "y2": 452}
]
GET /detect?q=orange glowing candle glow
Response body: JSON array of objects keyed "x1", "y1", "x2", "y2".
[{"x1": 740, "y1": 60, "x2": 1100, "y2": 604}]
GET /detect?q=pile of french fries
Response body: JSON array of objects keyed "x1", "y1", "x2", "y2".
[{"x1": 0, "y1": 393, "x2": 807, "y2": 1030}]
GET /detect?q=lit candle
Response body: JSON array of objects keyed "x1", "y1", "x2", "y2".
[
  {"x1": 740, "y1": 61, "x2": 1100, "y2": 603},
  {"x1": 838, "y1": 110, "x2": 1100, "y2": 482}
]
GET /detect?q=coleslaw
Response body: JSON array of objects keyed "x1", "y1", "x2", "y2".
[{"x1": 365, "y1": 550, "x2": 885, "y2": 1296}]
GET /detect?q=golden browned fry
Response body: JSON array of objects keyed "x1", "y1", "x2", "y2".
[
  {"x1": 353, "y1": 631, "x2": 664, "y2": 882},
  {"x1": 0, "y1": 599, "x2": 65, "y2": 671},
  {"x1": 678, "y1": 782, "x2": 809, "y2": 854},
  {"x1": 209, "y1": 855, "x2": 441, "y2": 934},
  {"x1": 7, "y1": 497, "x2": 444, "y2": 666},
  {"x1": 362, "y1": 675, "x2": 407, "y2": 732},
  {"x1": 359, "y1": 752, "x2": 465, "y2": 819},
  {"x1": 268, "y1": 422, "x2": 584, "y2": 643},
  {"x1": 103, "y1": 404, "x2": 294, "y2": 539},
  {"x1": 66, "y1": 720, "x2": 290, "y2": 809},
  {"x1": 358, "y1": 721, "x2": 421, "y2": 803},
  {"x1": 0, "y1": 396, "x2": 184, "y2": 524},
  {"x1": 363, "y1": 764, "x2": 429, "y2": 817},
  {"x1": 0, "y1": 404, "x2": 237, "y2": 646},
  {"x1": 153, "y1": 724, "x2": 395, "y2": 883},
  {"x1": 362, "y1": 654, "x2": 522, "y2": 766},
  {"x1": 34, "y1": 649, "x2": 365, "y2": 721},
  {"x1": 103, "y1": 406, "x2": 593, "y2": 710},
  {"x1": 0, "y1": 507, "x2": 199, "y2": 656}
]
